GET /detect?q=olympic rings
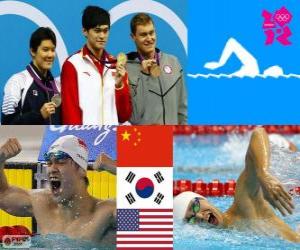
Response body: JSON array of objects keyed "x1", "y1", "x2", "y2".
[{"x1": 275, "y1": 14, "x2": 290, "y2": 22}]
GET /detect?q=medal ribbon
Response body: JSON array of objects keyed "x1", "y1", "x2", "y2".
[
  {"x1": 26, "y1": 65, "x2": 59, "y2": 94},
  {"x1": 137, "y1": 50, "x2": 160, "y2": 66},
  {"x1": 87, "y1": 49, "x2": 117, "y2": 69}
]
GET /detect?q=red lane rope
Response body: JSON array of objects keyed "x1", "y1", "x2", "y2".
[
  {"x1": 173, "y1": 126, "x2": 300, "y2": 135},
  {"x1": 174, "y1": 179, "x2": 300, "y2": 197}
]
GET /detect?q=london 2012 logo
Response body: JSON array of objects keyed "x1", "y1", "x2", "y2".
[{"x1": 262, "y1": 6, "x2": 292, "y2": 46}]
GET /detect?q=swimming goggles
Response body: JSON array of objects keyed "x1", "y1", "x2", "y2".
[
  {"x1": 44, "y1": 151, "x2": 71, "y2": 162},
  {"x1": 188, "y1": 197, "x2": 201, "y2": 224}
]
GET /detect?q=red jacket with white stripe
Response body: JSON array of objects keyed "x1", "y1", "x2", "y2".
[{"x1": 61, "y1": 46, "x2": 131, "y2": 125}]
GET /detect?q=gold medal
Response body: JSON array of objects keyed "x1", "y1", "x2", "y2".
[
  {"x1": 117, "y1": 52, "x2": 127, "y2": 66},
  {"x1": 51, "y1": 94, "x2": 61, "y2": 107},
  {"x1": 150, "y1": 64, "x2": 161, "y2": 77}
]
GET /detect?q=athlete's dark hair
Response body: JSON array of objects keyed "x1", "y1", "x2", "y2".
[
  {"x1": 82, "y1": 6, "x2": 110, "y2": 30},
  {"x1": 30, "y1": 27, "x2": 56, "y2": 52}
]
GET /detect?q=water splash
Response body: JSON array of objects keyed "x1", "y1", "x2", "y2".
[
  {"x1": 269, "y1": 144, "x2": 300, "y2": 190},
  {"x1": 219, "y1": 133, "x2": 250, "y2": 167},
  {"x1": 174, "y1": 133, "x2": 250, "y2": 168}
]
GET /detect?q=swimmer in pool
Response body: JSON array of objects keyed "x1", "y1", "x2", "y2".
[
  {"x1": 174, "y1": 127, "x2": 300, "y2": 242},
  {"x1": 0, "y1": 136, "x2": 117, "y2": 245}
]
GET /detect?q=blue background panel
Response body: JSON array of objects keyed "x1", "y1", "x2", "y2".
[{"x1": 188, "y1": 0, "x2": 300, "y2": 124}]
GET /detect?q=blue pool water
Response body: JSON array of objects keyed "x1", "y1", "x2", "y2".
[
  {"x1": 174, "y1": 132, "x2": 300, "y2": 249},
  {"x1": 28, "y1": 234, "x2": 114, "y2": 249}
]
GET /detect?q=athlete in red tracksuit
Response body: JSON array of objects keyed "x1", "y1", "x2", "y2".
[{"x1": 61, "y1": 6, "x2": 131, "y2": 125}]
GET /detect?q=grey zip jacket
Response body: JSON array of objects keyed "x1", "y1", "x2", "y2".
[{"x1": 126, "y1": 49, "x2": 187, "y2": 125}]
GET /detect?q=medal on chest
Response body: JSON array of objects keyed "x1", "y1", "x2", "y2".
[
  {"x1": 150, "y1": 64, "x2": 161, "y2": 77},
  {"x1": 139, "y1": 51, "x2": 161, "y2": 78}
]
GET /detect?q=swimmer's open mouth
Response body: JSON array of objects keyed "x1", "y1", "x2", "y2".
[
  {"x1": 208, "y1": 213, "x2": 218, "y2": 226},
  {"x1": 49, "y1": 177, "x2": 62, "y2": 194}
]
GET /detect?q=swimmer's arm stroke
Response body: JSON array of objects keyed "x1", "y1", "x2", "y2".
[
  {"x1": 0, "y1": 138, "x2": 33, "y2": 217},
  {"x1": 243, "y1": 127, "x2": 294, "y2": 216}
]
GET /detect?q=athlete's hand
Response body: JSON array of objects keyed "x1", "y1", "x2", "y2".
[
  {"x1": 92, "y1": 153, "x2": 116, "y2": 175},
  {"x1": 40, "y1": 102, "x2": 56, "y2": 119},
  {"x1": 141, "y1": 59, "x2": 156, "y2": 74},
  {"x1": 115, "y1": 64, "x2": 126, "y2": 88},
  {"x1": 260, "y1": 172, "x2": 294, "y2": 216},
  {"x1": 93, "y1": 152, "x2": 114, "y2": 171},
  {"x1": 0, "y1": 138, "x2": 22, "y2": 164}
]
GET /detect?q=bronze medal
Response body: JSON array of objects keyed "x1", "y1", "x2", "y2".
[
  {"x1": 51, "y1": 94, "x2": 61, "y2": 107},
  {"x1": 150, "y1": 64, "x2": 161, "y2": 77}
]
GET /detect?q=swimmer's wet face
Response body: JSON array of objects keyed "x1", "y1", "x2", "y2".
[
  {"x1": 46, "y1": 151, "x2": 85, "y2": 202},
  {"x1": 45, "y1": 151, "x2": 70, "y2": 197},
  {"x1": 185, "y1": 198, "x2": 223, "y2": 226}
]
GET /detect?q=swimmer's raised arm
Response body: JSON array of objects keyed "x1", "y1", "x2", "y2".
[
  {"x1": 244, "y1": 127, "x2": 294, "y2": 216},
  {"x1": 246, "y1": 127, "x2": 270, "y2": 180},
  {"x1": 92, "y1": 153, "x2": 116, "y2": 175},
  {"x1": 94, "y1": 199, "x2": 117, "y2": 240},
  {"x1": 0, "y1": 138, "x2": 33, "y2": 217}
]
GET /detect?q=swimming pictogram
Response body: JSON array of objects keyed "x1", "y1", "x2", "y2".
[{"x1": 189, "y1": 38, "x2": 300, "y2": 79}]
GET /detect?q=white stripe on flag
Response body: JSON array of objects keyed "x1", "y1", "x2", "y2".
[
  {"x1": 140, "y1": 225, "x2": 173, "y2": 228},
  {"x1": 117, "y1": 244, "x2": 173, "y2": 248},
  {"x1": 117, "y1": 237, "x2": 173, "y2": 241},
  {"x1": 139, "y1": 212, "x2": 173, "y2": 216},
  {"x1": 140, "y1": 218, "x2": 173, "y2": 222},
  {"x1": 117, "y1": 231, "x2": 172, "y2": 235}
]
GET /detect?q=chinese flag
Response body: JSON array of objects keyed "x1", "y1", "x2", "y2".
[{"x1": 117, "y1": 126, "x2": 173, "y2": 167}]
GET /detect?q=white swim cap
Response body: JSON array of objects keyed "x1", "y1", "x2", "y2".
[
  {"x1": 174, "y1": 191, "x2": 206, "y2": 220},
  {"x1": 269, "y1": 134, "x2": 290, "y2": 149},
  {"x1": 47, "y1": 135, "x2": 89, "y2": 171}
]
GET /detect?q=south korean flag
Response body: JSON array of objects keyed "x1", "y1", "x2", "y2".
[{"x1": 117, "y1": 167, "x2": 173, "y2": 209}]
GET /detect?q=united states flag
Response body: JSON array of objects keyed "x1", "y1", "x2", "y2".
[{"x1": 117, "y1": 208, "x2": 173, "y2": 249}]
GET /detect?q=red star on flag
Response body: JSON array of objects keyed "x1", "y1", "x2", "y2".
[{"x1": 117, "y1": 126, "x2": 173, "y2": 167}]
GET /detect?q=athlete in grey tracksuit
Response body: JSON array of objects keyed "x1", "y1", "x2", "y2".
[
  {"x1": 127, "y1": 13, "x2": 187, "y2": 125},
  {"x1": 127, "y1": 50, "x2": 187, "y2": 125}
]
